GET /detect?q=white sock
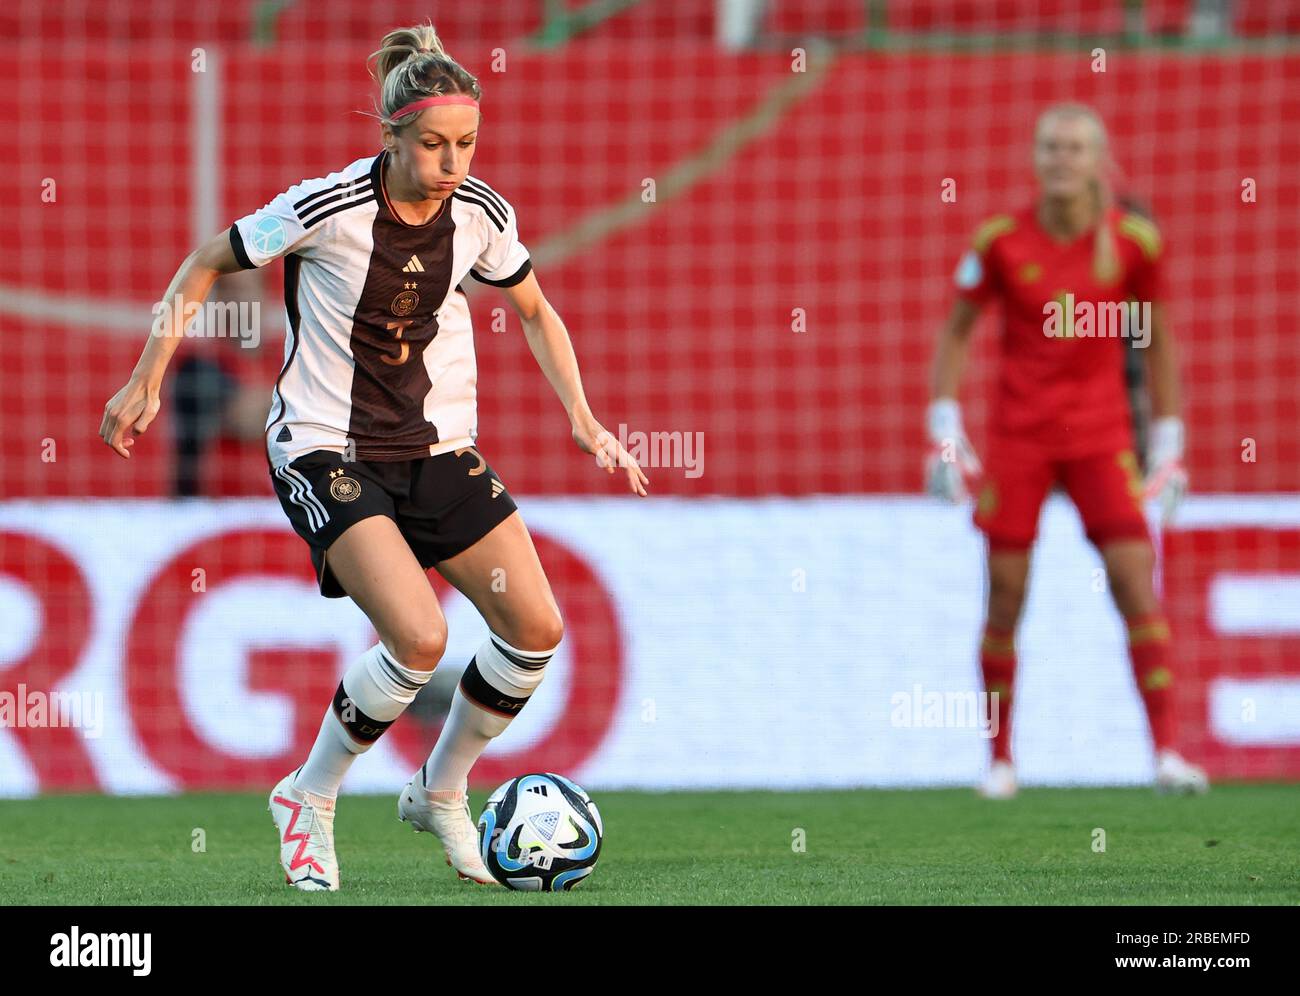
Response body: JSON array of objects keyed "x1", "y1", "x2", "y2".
[
  {"x1": 294, "y1": 642, "x2": 431, "y2": 800},
  {"x1": 422, "y1": 633, "x2": 556, "y2": 792}
]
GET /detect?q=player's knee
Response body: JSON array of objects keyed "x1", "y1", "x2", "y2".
[
  {"x1": 988, "y1": 567, "x2": 1027, "y2": 603},
  {"x1": 502, "y1": 611, "x2": 564, "y2": 655},
  {"x1": 986, "y1": 599, "x2": 1023, "y2": 633},
  {"x1": 1107, "y1": 567, "x2": 1157, "y2": 618},
  {"x1": 987, "y1": 577, "x2": 1026, "y2": 629},
  {"x1": 389, "y1": 621, "x2": 448, "y2": 672}
]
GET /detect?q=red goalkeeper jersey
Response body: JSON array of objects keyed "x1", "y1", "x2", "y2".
[{"x1": 954, "y1": 205, "x2": 1164, "y2": 457}]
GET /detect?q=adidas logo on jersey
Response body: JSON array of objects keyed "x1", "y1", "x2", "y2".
[
  {"x1": 401, "y1": 255, "x2": 425, "y2": 273},
  {"x1": 490, "y1": 479, "x2": 505, "y2": 499}
]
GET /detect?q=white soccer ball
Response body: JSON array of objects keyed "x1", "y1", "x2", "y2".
[{"x1": 476, "y1": 773, "x2": 603, "y2": 891}]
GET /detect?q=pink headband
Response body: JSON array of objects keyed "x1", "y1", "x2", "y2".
[{"x1": 390, "y1": 94, "x2": 479, "y2": 120}]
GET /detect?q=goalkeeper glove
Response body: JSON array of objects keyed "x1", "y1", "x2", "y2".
[
  {"x1": 1144, "y1": 416, "x2": 1188, "y2": 525},
  {"x1": 924, "y1": 398, "x2": 983, "y2": 503}
]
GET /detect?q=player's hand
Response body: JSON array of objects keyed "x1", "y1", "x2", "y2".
[
  {"x1": 572, "y1": 417, "x2": 649, "y2": 496},
  {"x1": 924, "y1": 398, "x2": 983, "y2": 503},
  {"x1": 99, "y1": 376, "x2": 161, "y2": 459},
  {"x1": 1144, "y1": 416, "x2": 1187, "y2": 525}
]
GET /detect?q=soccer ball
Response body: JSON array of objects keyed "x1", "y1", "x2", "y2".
[{"x1": 476, "y1": 773, "x2": 603, "y2": 891}]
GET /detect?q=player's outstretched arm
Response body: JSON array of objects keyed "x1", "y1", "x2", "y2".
[
  {"x1": 99, "y1": 229, "x2": 245, "y2": 458},
  {"x1": 500, "y1": 270, "x2": 649, "y2": 497}
]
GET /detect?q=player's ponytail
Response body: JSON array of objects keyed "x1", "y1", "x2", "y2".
[
  {"x1": 1091, "y1": 185, "x2": 1121, "y2": 284},
  {"x1": 367, "y1": 22, "x2": 481, "y2": 129}
]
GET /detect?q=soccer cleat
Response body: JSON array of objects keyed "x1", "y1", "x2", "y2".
[
  {"x1": 398, "y1": 769, "x2": 499, "y2": 885},
  {"x1": 268, "y1": 770, "x2": 339, "y2": 891},
  {"x1": 1155, "y1": 749, "x2": 1210, "y2": 795},
  {"x1": 978, "y1": 759, "x2": 1018, "y2": 799}
]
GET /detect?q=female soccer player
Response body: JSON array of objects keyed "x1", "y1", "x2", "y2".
[
  {"x1": 99, "y1": 24, "x2": 648, "y2": 890},
  {"x1": 925, "y1": 103, "x2": 1207, "y2": 799}
]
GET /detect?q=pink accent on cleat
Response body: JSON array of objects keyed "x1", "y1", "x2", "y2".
[{"x1": 272, "y1": 794, "x2": 327, "y2": 875}]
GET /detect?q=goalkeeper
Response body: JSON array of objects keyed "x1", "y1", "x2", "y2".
[{"x1": 925, "y1": 103, "x2": 1206, "y2": 797}]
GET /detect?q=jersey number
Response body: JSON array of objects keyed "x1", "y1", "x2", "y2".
[{"x1": 381, "y1": 320, "x2": 412, "y2": 366}]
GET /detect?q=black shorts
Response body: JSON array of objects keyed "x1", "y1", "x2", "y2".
[{"x1": 270, "y1": 446, "x2": 518, "y2": 598}]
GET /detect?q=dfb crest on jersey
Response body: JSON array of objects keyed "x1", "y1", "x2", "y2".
[
  {"x1": 391, "y1": 290, "x2": 420, "y2": 316},
  {"x1": 327, "y1": 467, "x2": 361, "y2": 502}
]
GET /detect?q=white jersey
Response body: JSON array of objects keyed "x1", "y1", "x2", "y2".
[{"x1": 229, "y1": 151, "x2": 532, "y2": 467}]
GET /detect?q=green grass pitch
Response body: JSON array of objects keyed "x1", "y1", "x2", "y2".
[{"x1": 2, "y1": 785, "x2": 1296, "y2": 905}]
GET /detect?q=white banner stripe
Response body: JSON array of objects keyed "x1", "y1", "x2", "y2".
[
  {"x1": 1209, "y1": 574, "x2": 1300, "y2": 634},
  {"x1": 1210, "y1": 679, "x2": 1300, "y2": 745}
]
